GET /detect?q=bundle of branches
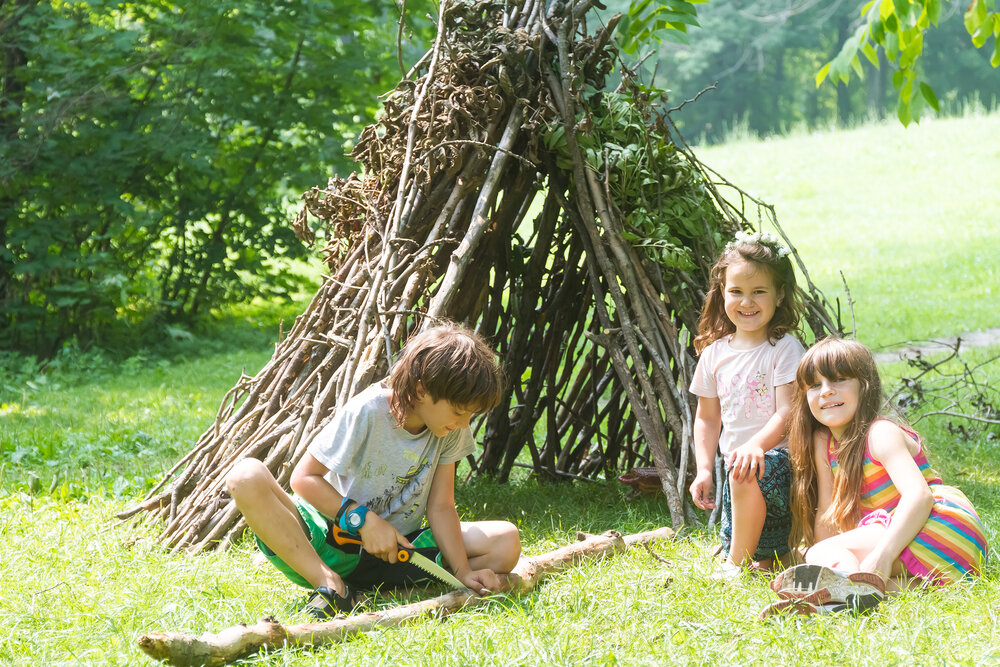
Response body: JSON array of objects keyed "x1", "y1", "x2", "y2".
[{"x1": 123, "y1": 0, "x2": 839, "y2": 550}]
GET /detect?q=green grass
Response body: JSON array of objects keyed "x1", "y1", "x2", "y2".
[
  {"x1": 2, "y1": 470, "x2": 999, "y2": 665},
  {"x1": 2, "y1": 114, "x2": 1000, "y2": 665},
  {"x1": 698, "y1": 110, "x2": 1000, "y2": 350},
  {"x1": 0, "y1": 299, "x2": 306, "y2": 496}
]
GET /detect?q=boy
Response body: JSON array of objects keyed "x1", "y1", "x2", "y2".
[{"x1": 226, "y1": 324, "x2": 521, "y2": 618}]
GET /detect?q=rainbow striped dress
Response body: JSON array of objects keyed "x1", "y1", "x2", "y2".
[{"x1": 828, "y1": 423, "x2": 988, "y2": 584}]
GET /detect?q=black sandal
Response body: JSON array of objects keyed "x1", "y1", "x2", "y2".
[{"x1": 302, "y1": 584, "x2": 354, "y2": 619}]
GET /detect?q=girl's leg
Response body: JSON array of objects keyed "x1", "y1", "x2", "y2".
[
  {"x1": 727, "y1": 473, "x2": 765, "y2": 565},
  {"x1": 226, "y1": 458, "x2": 345, "y2": 594},
  {"x1": 804, "y1": 523, "x2": 907, "y2": 579},
  {"x1": 459, "y1": 520, "x2": 522, "y2": 573}
]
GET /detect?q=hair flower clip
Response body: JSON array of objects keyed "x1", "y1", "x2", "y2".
[{"x1": 726, "y1": 230, "x2": 791, "y2": 258}]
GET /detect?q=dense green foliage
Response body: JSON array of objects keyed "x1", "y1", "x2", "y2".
[
  {"x1": 823, "y1": 0, "x2": 1000, "y2": 125},
  {"x1": 0, "y1": 0, "x2": 432, "y2": 354},
  {"x1": 639, "y1": 0, "x2": 1000, "y2": 143},
  {"x1": 2, "y1": 0, "x2": 994, "y2": 357}
]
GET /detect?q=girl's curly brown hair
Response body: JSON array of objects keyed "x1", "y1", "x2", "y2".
[{"x1": 693, "y1": 238, "x2": 803, "y2": 354}]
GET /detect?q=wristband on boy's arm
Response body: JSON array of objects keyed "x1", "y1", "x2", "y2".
[{"x1": 334, "y1": 496, "x2": 369, "y2": 536}]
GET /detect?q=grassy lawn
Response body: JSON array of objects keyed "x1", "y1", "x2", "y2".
[
  {"x1": 698, "y1": 110, "x2": 1000, "y2": 350},
  {"x1": 2, "y1": 114, "x2": 1000, "y2": 664}
]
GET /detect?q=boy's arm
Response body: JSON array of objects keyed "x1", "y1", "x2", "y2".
[
  {"x1": 291, "y1": 453, "x2": 410, "y2": 562},
  {"x1": 690, "y1": 396, "x2": 721, "y2": 509},
  {"x1": 425, "y1": 461, "x2": 498, "y2": 594},
  {"x1": 728, "y1": 382, "x2": 793, "y2": 481}
]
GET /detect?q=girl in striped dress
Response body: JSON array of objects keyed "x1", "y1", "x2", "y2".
[{"x1": 781, "y1": 337, "x2": 987, "y2": 600}]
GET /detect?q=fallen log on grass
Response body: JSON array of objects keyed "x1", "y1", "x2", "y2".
[{"x1": 138, "y1": 527, "x2": 674, "y2": 666}]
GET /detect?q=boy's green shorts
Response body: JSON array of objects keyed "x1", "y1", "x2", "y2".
[{"x1": 256, "y1": 495, "x2": 443, "y2": 590}]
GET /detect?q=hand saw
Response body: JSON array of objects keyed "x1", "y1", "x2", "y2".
[{"x1": 330, "y1": 525, "x2": 466, "y2": 590}]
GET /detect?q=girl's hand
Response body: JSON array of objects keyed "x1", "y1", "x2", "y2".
[
  {"x1": 726, "y1": 443, "x2": 765, "y2": 482},
  {"x1": 358, "y1": 513, "x2": 411, "y2": 563},
  {"x1": 689, "y1": 469, "x2": 716, "y2": 509}
]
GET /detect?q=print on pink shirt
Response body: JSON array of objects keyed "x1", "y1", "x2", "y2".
[{"x1": 721, "y1": 371, "x2": 773, "y2": 422}]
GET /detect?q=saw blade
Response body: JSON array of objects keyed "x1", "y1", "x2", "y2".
[{"x1": 408, "y1": 551, "x2": 466, "y2": 590}]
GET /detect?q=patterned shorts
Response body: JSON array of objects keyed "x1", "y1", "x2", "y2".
[{"x1": 719, "y1": 448, "x2": 792, "y2": 560}]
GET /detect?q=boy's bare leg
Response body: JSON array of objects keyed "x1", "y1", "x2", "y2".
[
  {"x1": 727, "y1": 473, "x2": 765, "y2": 566},
  {"x1": 458, "y1": 520, "x2": 522, "y2": 574},
  {"x1": 226, "y1": 458, "x2": 346, "y2": 595}
]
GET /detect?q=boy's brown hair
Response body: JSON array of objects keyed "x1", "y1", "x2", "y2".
[{"x1": 387, "y1": 323, "x2": 505, "y2": 426}]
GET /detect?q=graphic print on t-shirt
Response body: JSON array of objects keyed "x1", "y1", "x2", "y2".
[
  {"x1": 366, "y1": 454, "x2": 433, "y2": 523},
  {"x1": 721, "y1": 370, "x2": 773, "y2": 421}
]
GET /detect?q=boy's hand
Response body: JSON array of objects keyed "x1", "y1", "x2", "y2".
[
  {"x1": 726, "y1": 443, "x2": 764, "y2": 482},
  {"x1": 358, "y1": 513, "x2": 412, "y2": 563},
  {"x1": 689, "y1": 469, "x2": 715, "y2": 510},
  {"x1": 454, "y1": 566, "x2": 500, "y2": 595}
]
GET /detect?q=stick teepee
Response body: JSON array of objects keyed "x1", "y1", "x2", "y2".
[{"x1": 122, "y1": 0, "x2": 839, "y2": 549}]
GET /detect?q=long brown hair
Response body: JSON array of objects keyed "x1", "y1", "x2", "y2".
[
  {"x1": 788, "y1": 337, "x2": 884, "y2": 547},
  {"x1": 693, "y1": 238, "x2": 802, "y2": 354},
  {"x1": 387, "y1": 323, "x2": 504, "y2": 426}
]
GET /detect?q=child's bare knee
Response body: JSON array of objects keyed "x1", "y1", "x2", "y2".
[
  {"x1": 496, "y1": 523, "x2": 522, "y2": 569},
  {"x1": 225, "y1": 458, "x2": 270, "y2": 497},
  {"x1": 728, "y1": 473, "x2": 760, "y2": 493}
]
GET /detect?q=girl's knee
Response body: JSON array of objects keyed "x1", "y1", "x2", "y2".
[
  {"x1": 804, "y1": 544, "x2": 837, "y2": 567},
  {"x1": 728, "y1": 473, "x2": 763, "y2": 497},
  {"x1": 225, "y1": 458, "x2": 272, "y2": 497}
]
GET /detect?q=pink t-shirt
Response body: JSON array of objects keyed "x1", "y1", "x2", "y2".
[{"x1": 689, "y1": 334, "x2": 804, "y2": 455}]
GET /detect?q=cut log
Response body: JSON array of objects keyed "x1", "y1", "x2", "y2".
[{"x1": 137, "y1": 527, "x2": 674, "y2": 666}]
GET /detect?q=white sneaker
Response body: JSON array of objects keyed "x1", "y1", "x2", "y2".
[
  {"x1": 709, "y1": 562, "x2": 743, "y2": 581},
  {"x1": 770, "y1": 564, "x2": 884, "y2": 610}
]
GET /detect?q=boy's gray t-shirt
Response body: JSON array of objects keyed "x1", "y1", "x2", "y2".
[{"x1": 306, "y1": 382, "x2": 475, "y2": 535}]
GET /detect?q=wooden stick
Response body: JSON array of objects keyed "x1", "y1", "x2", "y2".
[{"x1": 137, "y1": 527, "x2": 674, "y2": 666}]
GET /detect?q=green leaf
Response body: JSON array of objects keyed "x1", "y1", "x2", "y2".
[
  {"x1": 899, "y1": 73, "x2": 915, "y2": 103},
  {"x1": 896, "y1": 96, "x2": 913, "y2": 126},
  {"x1": 927, "y1": 0, "x2": 942, "y2": 24},
  {"x1": 919, "y1": 82, "x2": 940, "y2": 111},
  {"x1": 815, "y1": 62, "x2": 831, "y2": 87},
  {"x1": 872, "y1": 18, "x2": 886, "y2": 43},
  {"x1": 862, "y1": 41, "x2": 880, "y2": 67},
  {"x1": 850, "y1": 55, "x2": 865, "y2": 78},
  {"x1": 892, "y1": 0, "x2": 910, "y2": 22},
  {"x1": 971, "y1": 22, "x2": 992, "y2": 47}
]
